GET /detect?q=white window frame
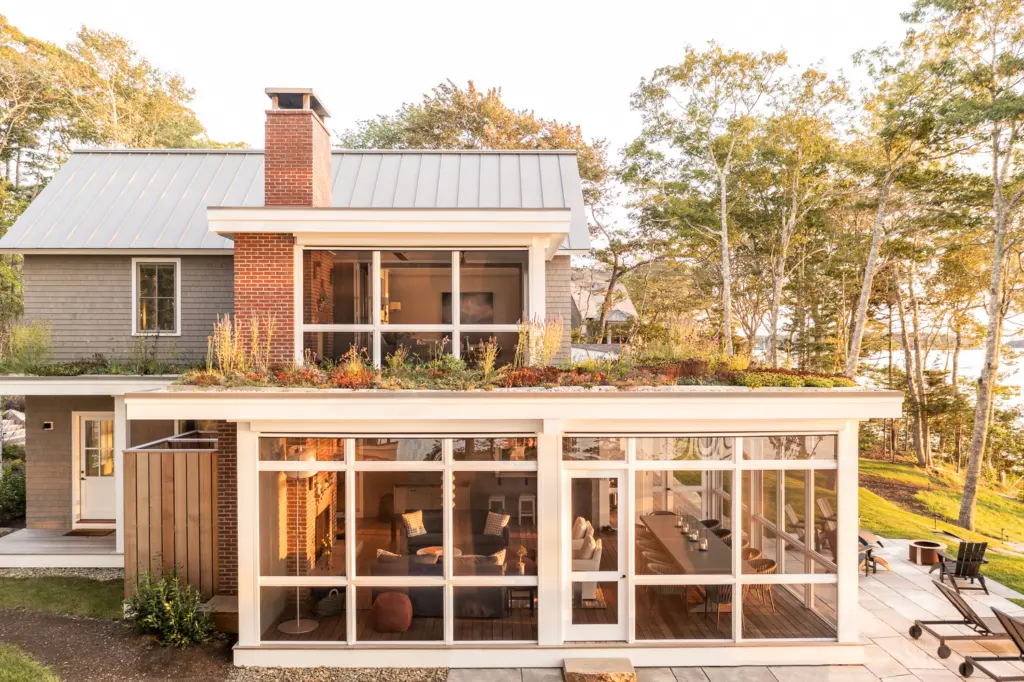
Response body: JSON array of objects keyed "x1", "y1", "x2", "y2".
[
  {"x1": 254, "y1": 434, "x2": 540, "y2": 647},
  {"x1": 131, "y1": 257, "x2": 182, "y2": 336},
  {"x1": 298, "y1": 248, "x2": 530, "y2": 366}
]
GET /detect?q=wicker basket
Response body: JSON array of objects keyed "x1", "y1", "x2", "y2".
[{"x1": 315, "y1": 588, "x2": 346, "y2": 617}]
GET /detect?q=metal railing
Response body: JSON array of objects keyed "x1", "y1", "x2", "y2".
[{"x1": 125, "y1": 430, "x2": 218, "y2": 453}]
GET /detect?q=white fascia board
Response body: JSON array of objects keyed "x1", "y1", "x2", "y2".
[
  {"x1": 207, "y1": 207, "x2": 571, "y2": 259},
  {"x1": 0, "y1": 375, "x2": 176, "y2": 396},
  {"x1": 125, "y1": 389, "x2": 904, "y2": 423}
]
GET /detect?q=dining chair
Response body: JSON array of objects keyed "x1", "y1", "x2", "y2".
[
  {"x1": 704, "y1": 584, "x2": 733, "y2": 629},
  {"x1": 701, "y1": 519, "x2": 721, "y2": 531},
  {"x1": 648, "y1": 562, "x2": 704, "y2": 612},
  {"x1": 742, "y1": 547, "x2": 762, "y2": 561},
  {"x1": 712, "y1": 528, "x2": 733, "y2": 543},
  {"x1": 748, "y1": 558, "x2": 778, "y2": 612}
]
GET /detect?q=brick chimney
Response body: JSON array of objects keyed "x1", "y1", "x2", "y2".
[{"x1": 233, "y1": 88, "x2": 333, "y2": 367}]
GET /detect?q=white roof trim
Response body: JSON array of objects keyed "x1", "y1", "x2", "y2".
[
  {"x1": 3, "y1": 375, "x2": 176, "y2": 396},
  {"x1": 125, "y1": 388, "x2": 903, "y2": 422},
  {"x1": 208, "y1": 207, "x2": 571, "y2": 258}
]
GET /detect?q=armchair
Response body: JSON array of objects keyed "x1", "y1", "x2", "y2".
[{"x1": 572, "y1": 538, "x2": 603, "y2": 601}]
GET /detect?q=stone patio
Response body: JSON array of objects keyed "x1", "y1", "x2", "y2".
[{"x1": 446, "y1": 537, "x2": 1024, "y2": 682}]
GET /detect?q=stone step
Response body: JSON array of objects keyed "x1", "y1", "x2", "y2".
[{"x1": 563, "y1": 658, "x2": 636, "y2": 682}]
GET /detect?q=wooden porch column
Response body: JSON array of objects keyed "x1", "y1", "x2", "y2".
[
  {"x1": 836, "y1": 420, "x2": 860, "y2": 644},
  {"x1": 536, "y1": 419, "x2": 562, "y2": 646}
]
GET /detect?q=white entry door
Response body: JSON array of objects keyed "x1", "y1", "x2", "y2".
[
  {"x1": 565, "y1": 470, "x2": 628, "y2": 642},
  {"x1": 78, "y1": 415, "x2": 116, "y2": 522}
]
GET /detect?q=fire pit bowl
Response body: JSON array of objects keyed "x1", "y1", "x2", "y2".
[{"x1": 908, "y1": 540, "x2": 943, "y2": 565}]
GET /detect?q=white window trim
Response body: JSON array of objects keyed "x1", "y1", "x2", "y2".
[
  {"x1": 297, "y1": 248, "x2": 533, "y2": 366},
  {"x1": 131, "y1": 257, "x2": 182, "y2": 337}
]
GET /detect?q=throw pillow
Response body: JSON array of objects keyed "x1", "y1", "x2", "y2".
[
  {"x1": 401, "y1": 510, "x2": 426, "y2": 537},
  {"x1": 490, "y1": 548, "x2": 506, "y2": 566},
  {"x1": 376, "y1": 549, "x2": 402, "y2": 563},
  {"x1": 484, "y1": 511, "x2": 510, "y2": 537},
  {"x1": 572, "y1": 516, "x2": 587, "y2": 540},
  {"x1": 578, "y1": 534, "x2": 596, "y2": 561}
]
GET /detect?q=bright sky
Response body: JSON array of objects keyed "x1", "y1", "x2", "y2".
[{"x1": 7, "y1": 0, "x2": 912, "y2": 156}]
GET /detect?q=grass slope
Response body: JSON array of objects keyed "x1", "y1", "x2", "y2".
[
  {"x1": 0, "y1": 644, "x2": 57, "y2": 682},
  {"x1": 0, "y1": 578, "x2": 123, "y2": 620},
  {"x1": 859, "y1": 459, "x2": 1024, "y2": 597}
]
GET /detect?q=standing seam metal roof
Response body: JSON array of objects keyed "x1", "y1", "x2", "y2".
[{"x1": 1, "y1": 149, "x2": 590, "y2": 252}]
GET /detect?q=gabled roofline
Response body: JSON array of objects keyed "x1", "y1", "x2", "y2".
[{"x1": 69, "y1": 148, "x2": 581, "y2": 156}]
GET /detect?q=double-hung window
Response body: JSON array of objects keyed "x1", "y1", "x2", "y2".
[
  {"x1": 302, "y1": 249, "x2": 528, "y2": 366},
  {"x1": 133, "y1": 258, "x2": 180, "y2": 335}
]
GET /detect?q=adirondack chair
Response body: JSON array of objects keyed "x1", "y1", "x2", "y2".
[
  {"x1": 816, "y1": 497, "x2": 837, "y2": 531},
  {"x1": 784, "y1": 503, "x2": 805, "y2": 541},
  {"x1": 822, "y1": 527, "x2": 878, "y2": 576},
  {"x1": 929, "y1": 541, "x2": 990, "y2": 594},
  {"x1": 960, "y1": 608, "x2": 1024, "y2": 680},
  {"x1": 909, "y1": 581, "x2": 1010, "y2": 659}
]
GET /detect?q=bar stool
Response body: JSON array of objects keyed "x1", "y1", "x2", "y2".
[
  {"x1": 488, "y1": 494, "x2": 506, "y2": 513},
  {"x1": 518, "y1": 494, "x2": 536, "y2": 525}
]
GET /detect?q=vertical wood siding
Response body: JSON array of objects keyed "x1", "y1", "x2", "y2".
[{"x1": 123, "y1": 450, "x2": 219, "y2": 598}]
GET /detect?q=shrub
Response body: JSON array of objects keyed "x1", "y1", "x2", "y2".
[
  {"x1": 0, "y1": 321, "x2": 52, "y2": 372},
  {"x1": 124, "y1": 569, "x2": 214, "y2": 648},
  {"x1": 515, "y1": 316, "x2": 564, "y2": 367},
  {"x1": 0, "y1": 460, "x2": 26, "y2": 522},
  {"x1": 736, "y1": 371, "x2": 805, "y2": 388},
  {"x1": 803, "y1": 376, "x2": 835, "y2": 388}
]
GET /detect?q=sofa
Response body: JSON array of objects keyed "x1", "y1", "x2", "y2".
[
  {"x1": 369, "y1": 556, "x2": 507, "y2": 619},
  {"x1": 393, "y1": 509, "x2": 510, "y2": 556}
]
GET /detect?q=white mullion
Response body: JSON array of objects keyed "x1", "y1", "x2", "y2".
[
  {"x1": 739, "y1": 459, "x2": 838, "y2": 471},
  {"x1": 451, "y1": 251, "x2": 460, "y2": 360},
  {"x1": 442, "y1": 438, "x2": 454, "y2": 644},
  {"x1": 345, "y1": 440, "x2": 356, "y2": 645},
  {"x1": 625, "y1": 464, "x2": 636, "y2": 644},
  {"x1": 256, "y1": 461, "x2": 347, "y2": 473},
  {"x1": 371, "y1": 250, "x2": 381, "y2": 366},
  {"x1": 258, "y1": 576, "x2": 348, "y2": 588},
  {"x1": 732, "y1": 457, "x2": 743, "y2": 643},
  {"x1": 448, "y1": 576, "x2": 538, "y2": 588},
  {"x1": 736, "y1": 573, "x2": 837, "y2": 586},
  {"x1": 776, "y1": 469, "x2": 786, "y2": 574}
]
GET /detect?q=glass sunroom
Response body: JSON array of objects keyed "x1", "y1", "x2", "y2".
[{"x1": 126, "y1": 388, "x2": 901, "y2": 669}]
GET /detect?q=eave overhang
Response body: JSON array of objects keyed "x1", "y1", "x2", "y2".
[
  {"x1": 124, "y1": 387, "x2": 904, "y2": 426},
  {"x1": 207, "y1": 207, "x2": 571, "y2": 259},
  {"x1": 1, "y1": 375, "x2": 177, "y2": 396}
]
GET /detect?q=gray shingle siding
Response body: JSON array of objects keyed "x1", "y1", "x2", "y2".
[
  {"x1": 23, "y1": 255, "x2": 233, "y2": 363},
  {"x1": 546, "y1": 255, "x2": 572, "y2": 363}
]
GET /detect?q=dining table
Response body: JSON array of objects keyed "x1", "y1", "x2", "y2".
[{"x1": 641, "y1": 513, "x2": 748, "y2": 614}]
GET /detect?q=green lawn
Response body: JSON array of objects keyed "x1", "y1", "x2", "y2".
[
  {"x1": 0, "y1": 644, "x2": 57, "y2": 682},
  {"x1": 859, "y1": 459, "x2": 1024, "y2": 597},
  {"x1": 0, "y1": 578, "x2": 123, "y2": 620}
]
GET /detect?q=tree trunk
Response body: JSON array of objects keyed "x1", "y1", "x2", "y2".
[
  {"x1": 767, "y1": 219, "x2": 792, "y2": 369},
  {"x1": 597, "y1": 266, "x2": 621, "y2": 345},
  {"x1": 959, "y1": 208, "x2": 1009, "y2": 530},
  {"x1": 719, "y1": 171, "x2": 734, "y2": 356},
  {"x1": 846, "y1": 179, "x2": 892, "y2": 378},
  {"x1": 908, "y1": 269, "x2": 931, "y2": 468},
  {"x1": 896, "y1": 282, "x2": 927, "y2": 467},
  {"x1": 953, "y1": 327, "x2": 963, "y2": 472}
]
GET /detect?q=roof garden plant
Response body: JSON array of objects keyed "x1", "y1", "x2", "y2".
[{"x1": 178, "y1": 315, "x2": 859, "y2": 390}]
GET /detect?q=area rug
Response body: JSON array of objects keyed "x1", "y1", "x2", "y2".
[{"x1": 63, "y1": 529, "x2": 114, "y2": 537}]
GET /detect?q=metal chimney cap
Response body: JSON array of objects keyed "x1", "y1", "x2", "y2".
[{"x1": 265, "y1": 87, "x2": 330, "y2": 119}]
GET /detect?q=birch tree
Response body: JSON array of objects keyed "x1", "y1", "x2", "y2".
[
  {"x1": 903, "y1": 0, "x2": 1024, "y2": 529},
  {"x1": 627, "y1": 44, "x2": 785, "y2": 355}
]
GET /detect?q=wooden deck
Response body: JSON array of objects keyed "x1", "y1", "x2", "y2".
[{"x1": 0, "y1": 529, "x2": 122, "y2": 568}]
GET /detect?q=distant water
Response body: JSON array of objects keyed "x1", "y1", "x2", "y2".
[{"x1": 866, "y1": 349, "x2": 1024, "y2": 404}]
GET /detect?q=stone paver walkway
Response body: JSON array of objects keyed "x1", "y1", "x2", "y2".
[{"x1": 447, "y1": 537, "x2": 1024, "y2": 681}]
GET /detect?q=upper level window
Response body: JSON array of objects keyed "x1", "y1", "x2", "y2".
[
  {"x1": 302, "y1": 249, "x2": 527, "y2": 366},
  {"x1": 133, "y1": 258, "x2": 180, "y2": 335}
]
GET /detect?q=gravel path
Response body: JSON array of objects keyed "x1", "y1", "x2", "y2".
[{"x1": 0, "y1": 607, "x2": 447, "y2": 681}]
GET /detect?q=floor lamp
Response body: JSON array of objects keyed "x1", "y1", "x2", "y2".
[{"x1": 279, "y1": 455, "x2": 319, "y2": 635}]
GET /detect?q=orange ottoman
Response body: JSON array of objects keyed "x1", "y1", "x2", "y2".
[{"x1": 372, "y1": 591, "x2": 413, "y2": 633}]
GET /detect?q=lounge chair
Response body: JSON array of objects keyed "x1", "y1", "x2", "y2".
[
  {"x1": 959, "y1": 608, "x2": 1024, "y2": 680},
  {"x1": 908, "y1": 580, "x2": 1010, "y2": 659},
  {"x1": 930, "y1": 541, "x2": 989, "y2": 594}
]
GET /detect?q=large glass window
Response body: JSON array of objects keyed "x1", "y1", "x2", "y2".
[
  {"x1": 302, "y1": 249, "x2": 527, "y2": 366},
  {"x1": 259, "y1": 471, "x2": 345, "y2": 578}
]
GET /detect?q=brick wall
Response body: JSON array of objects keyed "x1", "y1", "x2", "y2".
[
  {"x1": 302, "y1": 250, "x2": 335, "y2": 361},
  {"x1": 545, "y1": 254, "x2": 573, "y2": 363},
  {"x1": 264, "y1": 109, "x2": 332, "y2": 208},
  {"x1": 233, "y1": 233, "x2": 296, "y2": 367},
  {"x1": 215, "y1": 421, "x2": 238, "y2": 596},
  {"x1": 25, "y1": 395, "x2": 114, "y2": 529}
]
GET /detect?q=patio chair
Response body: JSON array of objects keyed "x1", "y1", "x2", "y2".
[
  {"x1": 816, "y1": 497, "x2": 837, "y2": 531},
  {"x1": 822, "y1": 527, "x2": 878, "y2": 576},
  {"x1": 646, "y1": 562, "x2": 705, "y2": 613},
  {"x1": 784, "y1": 503, "x2": 805, "y2": 541},
  {"x1": 908, "y1": 580, "x2": 1010, "y2": 659},
  {"x1": 712, "y1": 528, "x2": 732, "y2": 543},
  {"x1": 959, "y1": 608, "x2": 1024, "y2": 680},
  {"x1": 742, "y1": 547, "x2": 762, "y2": 561},
  {"x1": 930, "y1": 541, "x2": 989, "y2": 595},
  {"x1": 701, "y1": 519, "x2": 721, "y2": 531}
]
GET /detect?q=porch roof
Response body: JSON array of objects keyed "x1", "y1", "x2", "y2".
[
  {"x1": 0, "y1": 375, "x2": 176, "y2": 396},
  {"x1": 124, "y1": 386, "x2": 903, "y2": 424}
]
